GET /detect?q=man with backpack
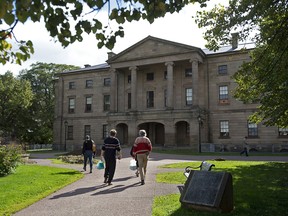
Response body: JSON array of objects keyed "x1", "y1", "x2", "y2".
[{"x1": 82, "y1": 135, "x2": 95, "y2": 173}]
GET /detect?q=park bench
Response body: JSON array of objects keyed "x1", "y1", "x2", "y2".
[{"x1": 183, "y1": 161, "x2": 215, "y2": 178}]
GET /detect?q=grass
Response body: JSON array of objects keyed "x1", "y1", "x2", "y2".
[
  {"x1": 153, "y1": 148, "x2": 288, "y2": 156},
  {"x1": 0, "y1": 164, "x2": 83, "y2": 216},
  {"x1": 50, "y1": 158, "x2": 68, "y2": 164},
  {"x1": 152, "y1": 161, "x2": 288, "y2": 216}
]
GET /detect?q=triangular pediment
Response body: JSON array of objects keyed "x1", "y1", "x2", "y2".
[{"x1": 107, "y1": 36, "x2": 203, "y2": 63}]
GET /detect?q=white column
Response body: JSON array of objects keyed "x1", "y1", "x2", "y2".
[
  {"x1": 190, "y1": 58, "x2": 201, "y2": 106},
  {"x1": 165, "y1": 61, "x2": 174, "y2": 109},
  {"x1": 110, "y1": 68, "x2": 117, "y2": 112},
  {"x1": 129, "y1": 66, "x2": 138, "y2": 111}
]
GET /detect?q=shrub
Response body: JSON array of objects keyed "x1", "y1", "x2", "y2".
[
  {"x1": 0, "y1": 145, "x2": 23, "y2": 177},
  {"x1": 58, "y1": 155, "x2": 84, "y2": 164}
]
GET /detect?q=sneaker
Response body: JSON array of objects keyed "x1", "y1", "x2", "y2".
[{"x1": 141, "y1": 180, "x2": 145, "y2": 185}]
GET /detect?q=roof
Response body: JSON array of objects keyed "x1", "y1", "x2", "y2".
[
  {"x1": 61, "y1": 63, "x2": 110, "y2": 74},
  {"x1": 63, "y1": 38, "x2": 255, "y2": 73},
  {"x1": 203, "y1": 42, "x2": 255, "y2": 55},
  {"x1": 106, "y1": 35, "x2": 206, "y2": 63}
]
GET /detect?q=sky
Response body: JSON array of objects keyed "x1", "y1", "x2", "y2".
[{"x1": 1, "y1": 1, "x2": 228, "y2": 76}]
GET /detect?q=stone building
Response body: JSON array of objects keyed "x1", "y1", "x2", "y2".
[{"x1": 53, "y1": 36, "x2": 288, "y2": 152}]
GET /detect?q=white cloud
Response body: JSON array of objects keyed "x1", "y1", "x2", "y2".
[{"x1": 1, "y1": 1, "x2": 227, "y2": 76}]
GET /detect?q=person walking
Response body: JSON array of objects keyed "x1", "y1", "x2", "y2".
[
  {"x1": 82, "y1": 135, "x2": 95, "y2": 173},
  {"x1": 240, "y1": 136, "x2": 249, "y2": 156},
  {"x1": 132, "y1": 129, "x2": 152, "y2": 185},
  {"x1": 101, "y1": 129, "x2": 122, "y2": 185}
]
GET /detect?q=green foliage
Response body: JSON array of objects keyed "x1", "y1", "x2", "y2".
[
  {"x1": 153, "y1": 161, "x2": 288, "y2": 216},
  {"x1": 195, "y1": 0, "x2": 288, "y2": 127},
  {"x1": 0, "y1": 64, "x2": 79, "y2": 144},
  {"x1": 17, "y1": 62, "x2": 80, "y2": 144},
  {"x1": 0, "y1": 164, "x2": 83, "y2": 215},
  {"x1": 0, "y1": 31, "x2": 34, "y2": 65},
  {"x1": 0, "y1": 0, "x2": 207, "y2": 65},
  {"x1": 0, "y1": 72, "x2": 33, "y2": 139},
  {"x1": 0, "y1": 145, "x2": 22, "y2": 177}
]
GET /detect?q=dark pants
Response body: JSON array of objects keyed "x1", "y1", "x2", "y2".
[
  {"x1": 240, "y1": 147, "x2": 248, "y2": 156},
  {"x1": 83, "y1": 150, "x2": 93, "y2": 170},
  {"x1": 104, "y1": 157, "x2": 116, "y2": 183}
]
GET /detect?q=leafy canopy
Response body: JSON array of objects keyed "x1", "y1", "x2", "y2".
[
  {"x1": 17, "y1": 62, "x2": 80, "y2": 144},
  {"x1": 0, "y1": 72, "x2": 33, "y2": 140},
  {"x1": 0, "y1": 0, "x2": 207, "y2": 66},
  {"x1": 0, "y1": 63, "x2": 79, "y2": 144},
  {"x1": 195, "y1": 0, "x2": 288, "y2": 127}
]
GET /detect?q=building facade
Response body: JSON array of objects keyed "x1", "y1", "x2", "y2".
[{"x1": 53, "y1": 36, "x2": 288, "y2": 152}]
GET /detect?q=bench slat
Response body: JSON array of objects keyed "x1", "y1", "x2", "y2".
[{"x1": 184, "y1": 161, "x2": 215, "y2": 178}]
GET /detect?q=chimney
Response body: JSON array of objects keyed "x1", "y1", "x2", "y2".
[
  {"x1": 84, "y1": 64, "x2": 91, "y2": 68},
  {"x1": 108, "y1": 52, "x2": 116, "y2": 59},
  {"x1": 231, "y1": 33, "x2": 239, "y2": 49}
]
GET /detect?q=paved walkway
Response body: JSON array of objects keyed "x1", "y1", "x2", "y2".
[{"x1": 13, "y1": 149, "x2": 288, "y2": 216}]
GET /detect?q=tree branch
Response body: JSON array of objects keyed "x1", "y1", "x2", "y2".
[{"x1": 0, "y1": 19, "x2": 18, "y2": 41}]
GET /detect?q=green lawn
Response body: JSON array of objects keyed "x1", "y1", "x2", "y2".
[
  {"x1": 153, "y1": 161, "x2": 288, "y2": 216},
  {"x1": 0, "y1": 164, "x2": 83, "y2": 216},
  {"x1": 153, "y1": 148, "x2": 288, "y2": 156}
]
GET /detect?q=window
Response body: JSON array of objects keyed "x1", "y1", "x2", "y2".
[
  {"x1": 68, "y1": 98, "x2": 75, "y2": 113},
  {"x1": 185, "y1": 88, "x2": 193, "y2": 105},
  {"x1": 146, "y1": 91, "x2": 154, "y2": 108},
  {"x1": 69, "y1": 82, "x2": 75, "y2": 89},
  {"x1": 86, "y1": 80, "x2": 93, "y2": 88},
  {"x1": 85, "y1": 96, "x2": 92, "y2": 112},
  {"x1": 218, "y1": 65, "x2": 228, "y2": 75},
  {"x1": 278, "y1": 128, "x2": 288, "y2": 137},
  {"x1": 103, "y1": 125, "x2": 108, "y2": 139},
  {"x1": 127, "y1": 75, "x2": 131, "y2": 84},
  {"x1": 103, "y1": 95, "x2": 110, "y2": 111},
  {"x1": 220, "y1": 121, "x2": 229, "y2": 137},
  {"x1": 104, "y1": 78, "x2": 111, "y2": 86},
  {"x1": 248, "y1": 122, "x2": 258, "y2": 137},
  {"x1": 219, "y1": 85, "x2": 228, "y2": 100},
  {"x1": 67, "y1": 126, "x2": 73, "y2": 140},
  {"x1": 164, "y1": 71, "x2": 167, "y2": 80},
  {"x1": 128, "y1": 93, "x2": 131, "y2": 109},
  {"x1": 84, "y1": 125, "x2": 91, "y2": 138},
  {"x1": 185, "y1": 68, "x2": 192, "y2": 77},
  {"x1": 164, "y1": 89, "x2": 167, "y2": 107},
  {"x1": 146, "y1": 73, "x2": 154, "y2": 81}
]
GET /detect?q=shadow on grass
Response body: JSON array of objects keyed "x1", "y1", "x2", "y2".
[
  {"x1": 158, "y1": 162, "x2": 288, "y2": 216},
  {"x1": 51, "y1": 171, "x2": 81, "y2": 175}
]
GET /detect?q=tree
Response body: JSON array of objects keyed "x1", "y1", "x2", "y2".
[
  {"x1": 18, "y1": 62, "x2": 80, "y2": 144},
  {"x1": 0, "y1": 72, "x2": 33, "y2": 142},
  {"x1": 195, "y1": 0, "x2": 288, "y2": 127},
  {"x1": 0, "y1": 0, "x2": 207, "y2": 66}
]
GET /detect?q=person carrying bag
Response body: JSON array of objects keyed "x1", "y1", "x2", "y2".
[{"x1": 132, "y1": 129, "x2": 152, "y2": 185}]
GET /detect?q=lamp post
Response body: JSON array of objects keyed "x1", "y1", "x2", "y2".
[
  {"x1": 64, "y1": 120, "x2": 68, "y2": 151},
  {"x1": 197, "y1": 115, "x2": 202, "y2": 153}
]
